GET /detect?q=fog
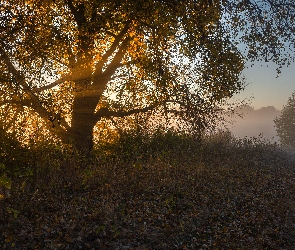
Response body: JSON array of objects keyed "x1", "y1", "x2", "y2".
[{"x1": 228, "y1": 105, "x2": 281, "y2": 143}]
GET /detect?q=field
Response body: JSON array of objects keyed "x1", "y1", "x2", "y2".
[{"x1": 1, "y1": 131, "x2": 295, "y2": 249}]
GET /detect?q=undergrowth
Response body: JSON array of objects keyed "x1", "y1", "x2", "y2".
[{"x1": 1, "y1": 129, "x2": 295, "y2": 249}]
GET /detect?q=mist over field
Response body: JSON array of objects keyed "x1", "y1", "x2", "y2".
[{"x1": 228, "y1": 105, "x2": 281, "y2": 143}]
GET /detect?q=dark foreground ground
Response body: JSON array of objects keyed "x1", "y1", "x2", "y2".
[{"x1": 1, "y1": 138, "x2": 295, "y2": 249}]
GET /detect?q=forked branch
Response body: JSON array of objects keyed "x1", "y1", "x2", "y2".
[{"x1": 94, "y1": 21, "x2": 131, "y2": 75}]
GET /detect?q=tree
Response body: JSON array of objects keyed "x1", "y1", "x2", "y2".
[
  {"x1": 0, "y1": 0, "x2": 294, "y2": 152},
  {"x1": 274, "y1": 91, "x2": 295, "y2": 147}
]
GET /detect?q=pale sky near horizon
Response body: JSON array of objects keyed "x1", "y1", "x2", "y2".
[{"x1": 233, "y1": 60, "x2": 295, "y2": 111}]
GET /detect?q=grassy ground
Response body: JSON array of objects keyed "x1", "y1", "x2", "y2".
[{"x1": 1, "y1": 132, "x2": 295, "y2": 249}]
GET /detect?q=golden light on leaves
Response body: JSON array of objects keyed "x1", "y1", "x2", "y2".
[
  {"x1": 1, "y1": 0, "x2": 294, "y2": 151},
  {"x1": 1, "y1": 1, "x2": 295, "y2": 249},
  {"x1": 0, "y1": 105, "x2": 58, "y2": 146}
]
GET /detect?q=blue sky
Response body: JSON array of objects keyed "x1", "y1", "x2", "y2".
[{"x1": 234, "y1": 60, "x2": 295, "y2": 110}]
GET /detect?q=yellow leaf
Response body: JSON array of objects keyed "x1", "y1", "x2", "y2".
[{"x1": 5, "y1": 235, "x2": 13, "y2": 243}]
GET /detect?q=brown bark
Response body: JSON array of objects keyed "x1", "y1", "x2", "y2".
[{"x1": 68, "y1": 78, "x2": 100, "y2": 152}]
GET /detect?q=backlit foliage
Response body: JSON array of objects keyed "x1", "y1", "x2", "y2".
[{"x1": 0, "y1": 0, "x2": 295, "y2": 151}]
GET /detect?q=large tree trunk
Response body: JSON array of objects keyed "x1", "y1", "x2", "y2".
[
  {"x1": 68, "y1": 81, "x2": 100, "y2": 152},
  {"x1": 69, "y1": 117, "x2": 95, "y2": 152}
]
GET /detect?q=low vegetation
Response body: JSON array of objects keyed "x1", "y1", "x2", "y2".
[{"x1": 1, "y1": 130, "x2": 295, "y2": 249}]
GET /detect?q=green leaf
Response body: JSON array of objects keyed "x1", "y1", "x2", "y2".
[{"x1": 0, "y1": 176, "x2": 12, "y2": 189}]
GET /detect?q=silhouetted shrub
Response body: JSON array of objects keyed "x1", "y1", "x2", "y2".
[
  {"x1": 274, "y1": 91, "x2": 295, "y2": 147},
  {"x1": 0, "y1": 126, "x2": 33, "y2": 192}
]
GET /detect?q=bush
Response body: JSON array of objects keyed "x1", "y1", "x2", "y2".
[
  {"x1": 274, "y1": 91, "x2": 295, "y2": 147},
  {"x1": 94, "y1": 128, "x2": 202, "y2": 165},
  {"x1": 0, "y1": 126, "x2": 33, "y2": 192}
]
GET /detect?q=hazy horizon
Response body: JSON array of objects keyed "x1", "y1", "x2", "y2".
[
  {"x1": 228, "y1": 105, "x2": 281, "y2": 143},
  {"x1": 233, "y1": 60, "x2": 295, "y2": 111}
]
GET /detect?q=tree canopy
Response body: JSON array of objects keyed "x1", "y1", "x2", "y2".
[
  {"x1": 274, "y1": 91, "x2": 295, "y2": 147},
  {"x1": 1, "y1": 0, "x2": 295, "y2": 151}
]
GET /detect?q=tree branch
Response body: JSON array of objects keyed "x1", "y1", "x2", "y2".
[
  {"x1": 102, "y1": 22, "x2": 131, "y2": 62},
  {"x1": 65, "y1": 0, "x2": 87, "y2": 26},
  {"x1": 90, "y1": 36, "x2": 130, "y2": 100},
  {"x1": 0, "y1": 43, "x2": 68, "y2": 137},
  {"x1": 0, "y1": 99, "x2": 26, "y2": 107},
  {"x1": 0, "y1": 96, "x2": 69, "y2": 136},
  {"x1": 94, "y1": 21, "x2": 131, "y2": 75},
  {"x1": 0, "y1": 43, "x2": 28, "y2": 89},
  {"x1": 102, "y1": 36, "x2": 130, "y2": 78},
  {"x1": 93, "y1": 98, "x2": 193, "y2": 123},
  {"x1": 32, "y1": 74, "x2": 71, "y2": 92},
  {"x1": 94, "y1": 105, "x2": 155, "y2": 121}
]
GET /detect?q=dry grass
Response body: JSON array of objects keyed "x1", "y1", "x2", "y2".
[{"x1": 1, "y1": 132, "x2": 295, "y2": 249}]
